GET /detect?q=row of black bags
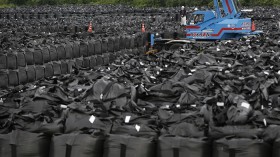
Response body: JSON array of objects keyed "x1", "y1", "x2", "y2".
[
  {"x1": 2, "y1": 129, "x2": 280, "y2": 157},
  {"x1": 0, "y1": 47, "x2": 144, "y2": 88}
]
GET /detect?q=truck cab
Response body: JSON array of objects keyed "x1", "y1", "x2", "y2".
[{"x1": 187, "y1": 11, "x2": 216, "y2": 26}]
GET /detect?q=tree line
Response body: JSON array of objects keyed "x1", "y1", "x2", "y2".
[{"x1": 0, "y1": 0, "x2": 279, "y2": 7}]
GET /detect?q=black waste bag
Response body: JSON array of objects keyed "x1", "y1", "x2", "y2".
[
  {"x1": 273, "y1": 138, "x2": 280, "y2": 157},
  {"x1": 118, "y1": 114, "x2": 157, "y2": 125},
  {"x1": 181, "y1": 70, "x2": 213, "y2": 86},
  {"x1": 213, "y1": 138, "x2": 272, "y2": 157},
  {"x1": 14, "y1": 115, "x2": 64, "y2": 135},
  {"x1": 227, "y1": 100, "x2": 253, "y2": 125},
  {"x1": 103, "y1": 134, "x2": 156, "y2": 157},
  {"x1": 167, "y1": 122, "x2": 205, "y2": 138},
  {"x1": 111, "y1": 123, "x2": 158, "y2": 138},
  {"x1": 33, "y1": 86, "x2": 72, "y2": 104},
  {"x1": 21, "y1": 99, "x2": 52, "y2": 113},
  {"x1": 0, "y1": 106, "x2": 13, "y2": 134},
  {"x1": 209, "y1": 125, "x2": 264, "y2": 140},
  {"x1": 158, "y1": 136, "x2": 211, "y2": 157},
  {"x1": 148, "y1": 80, "x2": 183, "y2": 100},
  {"x1": 0, "y1": 130, "x2": 51, "y2": 157},
  {"x1": 64, "y1": 110, "x2": 112, "y2": 134},
  {"x1": 83, "y1": 78, "x2": 129, "y2": 110},
  {"x1": 158, "y1": 110, "x2": 204, "y2": 129},
  {"x1": 263, "y1": 125, "x2": 280, "y2": 142},
  {"x1": 178, "y1": 91, "x2": 198, "y2": 106},
  {"x1": 49, "y1": 133, "x2": 104, "y2": 157}
]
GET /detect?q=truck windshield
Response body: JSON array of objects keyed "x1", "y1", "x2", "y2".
[{"x1": 187, "y1": 14, "x2": 204, "y2": 25}]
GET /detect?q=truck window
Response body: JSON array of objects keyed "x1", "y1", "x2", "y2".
[
  {"x1": 188, "y1": 14, "x2": 205, "y2": 25},
  {"x1": 194, "y1": 14, "x2": 204, "y2": 24}
]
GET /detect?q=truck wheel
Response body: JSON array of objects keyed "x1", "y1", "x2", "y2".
[{"x1": 169, "y1": 43, "x2": 183, "y2": 51}]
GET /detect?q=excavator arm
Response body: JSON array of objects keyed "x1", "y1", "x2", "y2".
[{"x1": 213, "y1": 0, "x2": 241, "y2": 18}]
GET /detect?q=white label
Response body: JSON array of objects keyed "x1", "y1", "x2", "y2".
[
  {"x1": 60, "y1": 105, "x2": 68, "y2": 109},
  {"x1": 264, "y1": 71, "x2": 269, "y2": 75},
  {"x1": 241, "y1": 102, "x2": 250, "y2": 109},
  {"x1": 188, "y1": 73, "x2": 193, "y2": 76},
  {"x1": 165, "y1": 65, "x2": 168, "y2": 68},
  {"x1": 191, "y1": 104, "x2": 196, "y2": 107},
  {"x1": 150, "y1": 76, "x2": 156, "y2": 79},
  {"x1": 135, "y1": 124, "x2": 141, "y2": 132},
  {"x1": 176, "y1": 104, "x2": 181, "y2": 108},
  {"x1": 217, "y1": 102, "x2": 224, "y2": 107},
  {"x1": 263, "y1": 119, "x2": 267, "y2": 126},
  {"x1": 125, "y1": 116, "x2": 131, "y2": 123},
  {"x1": 228, "y1": 64, "x2": 232, "y2": 67},
  {"x1": 89, "y1": 115, "x2": 96, "y2": 124},
  {"x1": 205, "y1": 62, "x2": 210, "y2": 65},
  {"x1": 140, "y1": 62, "x2": 144, "y2": 65},
  {"x1": 261, "y1": 105, "x2": 264, "y2": 110},
  {"x1": 191, "y1": 69, "x2": 196, "y2": 72},
  {"x1": 157, "y1": 71, "x2": 160, "y2": 75},
  {"x1": 225, "y1": 70, "x2": 230, "y2": 74},
  {"x1": 239, "y1": 77, "x2": 245, "y2": 80},
  {"x1": 78, "y1": 88, "x2": 82, "y2": 92}
]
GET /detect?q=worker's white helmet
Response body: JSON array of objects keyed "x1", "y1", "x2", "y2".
[
  {"x1": 194, "y1": 7, "x2": 198, "y2": 11},
  {"x1": 181, "y1": 6, "x2": 185, "y2": 10}
]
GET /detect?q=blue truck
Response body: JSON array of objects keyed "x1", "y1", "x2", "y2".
[{"x1": 149, "y1": 0, "x2": 262, "y2": 52}]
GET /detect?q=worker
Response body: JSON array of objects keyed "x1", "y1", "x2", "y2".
[{"x1": 180, "y1": 6, "x2": 187, "y2": 26}]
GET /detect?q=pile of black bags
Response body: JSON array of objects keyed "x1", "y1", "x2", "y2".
[{"x1": 0, "y1": 5, "x2": 280, "y2": 157}]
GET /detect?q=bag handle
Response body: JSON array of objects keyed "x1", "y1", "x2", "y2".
[
  {"x1": 173, "y1": 148, "x2": 179, "y2": 157},
  {"x1": 65, "y1": 133, "x2": 79, "y2": 157},
  {"x1": 120, "y1": 144, "x2": 126, "y2": 157},
  {"x1": 229, "y1": 149, "x2": 235, "y2": 157},
  {"x1": 10, "y1": 130, "x2": 18, "y2": 157}
]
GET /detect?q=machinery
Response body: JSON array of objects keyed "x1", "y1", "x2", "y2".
[{"x1": 149, "y1": 0, "x2": 262, "y2": 51}]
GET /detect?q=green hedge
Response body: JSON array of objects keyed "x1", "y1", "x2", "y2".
[{"x1": 2, "y1": 0, "x2": 280, "y2": 7}]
